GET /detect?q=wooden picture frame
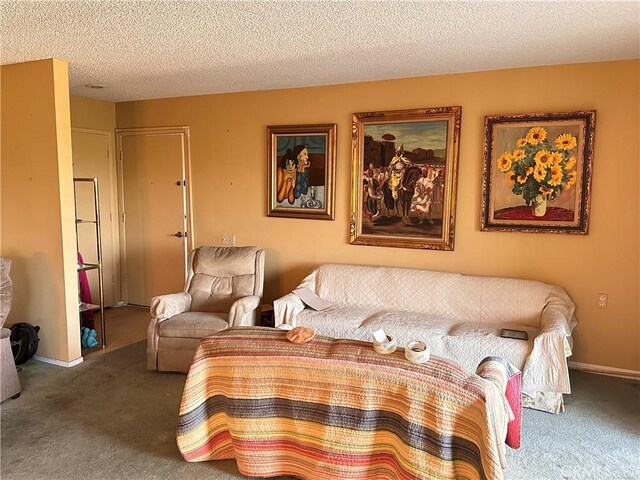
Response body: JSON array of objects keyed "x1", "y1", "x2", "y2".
[
  {"x1": 267, "y1": 124, "x2": 336, "y2": 220},
  {"x1": 350, "y1": 106, "x2": 461, "y2": 250},
  {"x1": 481, "y1": 111, "x2": 596, "y2": 234}
]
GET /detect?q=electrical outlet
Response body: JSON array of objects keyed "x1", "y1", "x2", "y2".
[
  {"x1": 597, "y1": 293, "x2": 608, "y2": 309},
  {"x1": 221, "y1": 233, "x2": 235, "y2": 245}
]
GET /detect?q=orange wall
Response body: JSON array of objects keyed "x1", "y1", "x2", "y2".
[
  {"x1": 116, "y1": 60, "x2": 640, "y2": 372},
  {"x1": 70, "y1": 95, "x2": 116, "y2": 131},
  {"x1": 1, "y1": 59, "x2": 80, "y2": 362}
]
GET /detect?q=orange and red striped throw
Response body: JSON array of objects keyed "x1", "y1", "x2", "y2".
[{"x1": 177, "y1": 327, "x2": 508, "y2": 480}]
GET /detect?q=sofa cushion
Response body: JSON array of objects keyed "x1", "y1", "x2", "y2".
[
  {"x1": 159, "y1": 312, "x2": 228, "y2": 339},
  {"x1": 358, "y1": 311, "x2": 453, "y2": 338},
  {"x1": 297, "y1": 307, "x2": 538, "y2": 373},
  {"x1": 295, "y1": 306, "x2": 373, "y2": 340}
]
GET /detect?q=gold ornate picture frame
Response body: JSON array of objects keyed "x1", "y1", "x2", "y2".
[
  {"x1": 481, "y1": 111, "x2": 596, "y2": 234},
  {"x1": 350, "y1": 106, "x2": 461, "y2": 250},
  {"x1": 267, "y1": 124, "x2": 336, "y2": 220}
]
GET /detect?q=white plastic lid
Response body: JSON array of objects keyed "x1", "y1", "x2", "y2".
[{"x1": 373, "y1": 328, "x2": 387, "y2": 343}]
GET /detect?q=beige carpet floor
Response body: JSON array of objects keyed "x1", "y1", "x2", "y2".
[{"x1": 1, "y1": 335, "x2": 639, "y2": 479}]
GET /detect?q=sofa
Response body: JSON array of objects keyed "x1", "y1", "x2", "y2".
[{"x1": 274, "y1": 263, "x2": 577, "y2": 413}]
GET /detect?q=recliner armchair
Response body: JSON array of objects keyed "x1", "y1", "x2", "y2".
[
  {"x1": 147, "y1": 246, "x2": 265, "y2": 373},
  {"x1": 1, "y1": 257, "x2": 21, "y2": 402}
]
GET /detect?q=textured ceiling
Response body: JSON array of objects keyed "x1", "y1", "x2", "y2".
[{"x1": 1, "y1": 0, "x2": 639, "y2": 102}]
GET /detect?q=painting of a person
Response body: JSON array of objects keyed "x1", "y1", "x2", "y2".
[
  {"x1": 292, "y1": 145, "x2": 310, "y2": 200},
  {"x1": 268, "y1": 125, "x2": 335, "y2": 220},
  {"x1": 411, "y1": 168, "x2": 434, "y2": 224},
  {"x1": 276, "y1": 153, "x2": 297, "y2": 204},
  {"x1": 388, "y1": 146, "x2": 412, "y2": 202},
  {"x1": 363, "y1": 170, "x2": 382, "y2": 219},
  {"x1": 366, "y1": 163, "x2": 375, "y2": 179},
  {"x1": 431, "y1": 168, "x2": 445, "y2": 217}
]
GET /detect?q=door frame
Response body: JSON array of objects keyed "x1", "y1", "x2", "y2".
[
  {"x1": 115, "y1": 126, "x2": 194, "y2": 305},
  {"x1": 71, "y1": 127, "x2": 122, "y2": 306}
]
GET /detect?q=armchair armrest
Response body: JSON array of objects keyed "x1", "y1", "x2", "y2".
[
  {"x1": 228, "y1": 295, "x2": 261, "y2": 327},
  {"x1": 150, "y1": 292, "x2": 192, "y2": 320},
  {"x1": 147, "y1": 292, "x2": 192, "y2": 370},
  {"x1": 522, "y1": 288, "x2": 576, "y2": 396}
]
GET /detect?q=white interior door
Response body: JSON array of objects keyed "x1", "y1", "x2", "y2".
[
  {"x1": 117, "y1": 128, "x2": 192, "y2": 307},
  {"x1": 72, "y1": 128, "x2": 119, "y2": 306}
]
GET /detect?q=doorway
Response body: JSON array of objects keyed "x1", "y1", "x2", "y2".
[
  {"x1": 116, "y1": 127, "x2": 193, "y2": 307},
  {"x1": 72, "y1": 127, "x2": 122, "y2": 352},
  {"x1": 71, "y1": 128, "x2": 120, "y2": 306}
]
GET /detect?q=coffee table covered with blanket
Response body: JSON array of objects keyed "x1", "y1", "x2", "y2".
[{"x1": 176, "y1": 327, "x2": 511, "y2": 480}]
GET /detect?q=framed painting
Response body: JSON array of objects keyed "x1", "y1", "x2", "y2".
[
  {"x1": 350, "y1": 106, "x2": 461, "y2": 250},
  {"x1": 267, "y1": 124, "x2": 336, "y2": 220},
  {"x1": 481, "y1": 111, "x2": 596, "y2": 234}
]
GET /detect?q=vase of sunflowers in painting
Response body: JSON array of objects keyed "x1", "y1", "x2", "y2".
[{"x1": 497, "y1": 126, "x2": 578, "y2": 217}]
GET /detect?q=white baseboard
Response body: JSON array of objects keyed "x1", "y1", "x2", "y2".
[
  {"x1": 32, "y1": 355, "x2": 83, "y2": 368},
  {"x1": 569, "y1": 361, "x2": 640, "y2": 380}
]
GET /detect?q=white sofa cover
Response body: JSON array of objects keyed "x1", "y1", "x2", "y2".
[{"x1": 274, "y1": 263, "x2": 577, "y2": 413}]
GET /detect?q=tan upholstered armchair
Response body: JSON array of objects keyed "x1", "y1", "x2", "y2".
[
  {"x1": 1, "y1": 257, "x2": 21, "y2": 402},
  {"x1": 147, "y1": 246, "x2": 265, "y2": 373}
]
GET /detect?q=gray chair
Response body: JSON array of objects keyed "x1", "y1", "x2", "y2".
[
  {"x1": 147, "y1": 246, "x2": 265, "y2": 373},
  {"x1": 1, "y1": 258, "x2": 21, "y2": 402}
]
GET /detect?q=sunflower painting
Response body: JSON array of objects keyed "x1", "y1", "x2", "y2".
[{"x1": 481, "y1": 111, "x2": 595, "y2": 234}]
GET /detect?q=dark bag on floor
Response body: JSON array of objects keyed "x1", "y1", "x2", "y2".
[{"x1": 10, "y1": 322, "x2": 40, "y2": 364}]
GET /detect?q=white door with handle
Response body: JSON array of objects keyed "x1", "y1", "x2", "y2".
[{"x1": 117, "y1": 127, "x2": 192, "y2": 307}]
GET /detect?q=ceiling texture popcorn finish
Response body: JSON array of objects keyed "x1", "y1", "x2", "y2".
[{"x1": 1, "y1": 0, "x2": 639, "y2": 102}]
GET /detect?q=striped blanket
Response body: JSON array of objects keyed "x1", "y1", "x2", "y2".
[{"x1": 177, "y1": 327, "x2": 509, "y2": 480}]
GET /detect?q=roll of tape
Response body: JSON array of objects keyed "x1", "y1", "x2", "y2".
[
  {"x1": 405, "y1": 340, "x2": 430, "y2": 364},
  {"x1": 373, "y1": 335, "x2": 397, "y2": 354}
]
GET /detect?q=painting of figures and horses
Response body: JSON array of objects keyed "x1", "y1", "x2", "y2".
[
  {"x1": 267, "y1": 124, "x2": 336, "y2": 220},
  {"x1": 350, "y1": 107, "x2": 461, "y2": 250}
]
